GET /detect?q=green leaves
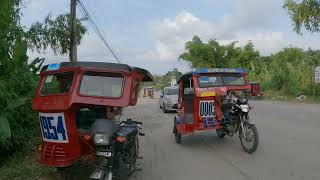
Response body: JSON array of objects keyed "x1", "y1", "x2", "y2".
[
  {"x1": 0, "y1": 116, "x2": 11, "y2": 139},
  {"x1": 180, "y1": 36, "x2": 320, "y2": 97},
  {"x1": 143, "y1": 68, "x2": 183, "y2": 90},
  {"x1": 26, "y1": 13, "x2": 87, "y2": 55},
  {"x1": 284, "y1": 0, "x2": 320, "y2": 34},
  {"x1": 179, "y1": 36, "x2": 258, "y2": 70},
  {"x1": 0, "y1": 0, "x2": 87, "y2": 157}
]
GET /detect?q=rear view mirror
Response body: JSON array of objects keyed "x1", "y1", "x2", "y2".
[{"x1": 160, "y1": 94, "x2": 163, "y2": 98}]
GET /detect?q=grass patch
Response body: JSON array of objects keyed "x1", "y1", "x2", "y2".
[
  {"x1": 0, "y1": 136, "x2": 95, "y2": 180},
  {"x1": 0, "y1": 137, "x2": 51, "y2": 180},
  {"x1": 260, "y1": 90, "x2": 320, "y2": 103}
]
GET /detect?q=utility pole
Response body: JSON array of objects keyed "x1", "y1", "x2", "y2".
[{"x1": 69, "y1": 0, "x2": 77, "y2": 62}]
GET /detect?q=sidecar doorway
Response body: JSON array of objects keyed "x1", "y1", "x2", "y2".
[{"x1": 180, "y1": 74, "x2": 195, "y2": 124}]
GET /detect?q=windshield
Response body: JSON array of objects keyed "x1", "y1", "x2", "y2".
[
  {"x1": 80, "y1": 72, "x2": 123, "y2": 97},
  {"x1": 165, "y1": 88, "x2": 178, "y2": 95},
  {"x1": 41, "y1": 72, "x2": 74, "y2": 95},
  {"x1": 198, "y1": 75, "x2": 246, "y2": 88}
]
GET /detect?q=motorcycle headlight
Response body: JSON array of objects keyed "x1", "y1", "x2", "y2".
[
  {"x1": 94, "y1": 134, "x2": 109, "y2": 145},
  {"x1": 240, "y1": 104, "x2": 250, "y2": 113}
]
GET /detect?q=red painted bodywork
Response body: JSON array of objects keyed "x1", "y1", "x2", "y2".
[
  {"x1": 250, "y1": 82, "x2": 263, "y2": 97},
  {"x1": 32, "y1": 65, "x2": 150, "y2": 167},
  {"x1": 176, "y1": 72, "x2": 251, "y2": 134}
]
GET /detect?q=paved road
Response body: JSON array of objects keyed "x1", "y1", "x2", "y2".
[{"x1": 127, "y1": 98, "x2": 320, "y2": 180}]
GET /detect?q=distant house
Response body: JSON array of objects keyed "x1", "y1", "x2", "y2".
[{"x1": 168, "y1": 79, "x2": 177, "y2": 87}]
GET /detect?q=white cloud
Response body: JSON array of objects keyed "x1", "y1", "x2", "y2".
[
  {"x1": 216, "y1": 0, "x2": 282, "y2": 39},
  {"x1": 27, "y1": 0, "x2": 47, "y2": 12},
  {"x1": 27, "y1": 33, "x2": 191, "y2": 74},
  {"x1": 148, "y1": 11, "x2": 215, "y2": 62},
  {"x1": 26, "y1": 1, "x2": 320, "y2": 75},
  {"x1": 234, "y1": 32, "x2": 287, "y2": 55},
  {"x1": 147, "y1": 6, "x2": 320, "y2": 60}
]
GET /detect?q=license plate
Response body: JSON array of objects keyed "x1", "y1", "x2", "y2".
[
  {"x1": 39, "y1": 113, "x2": 68, "y2": 143},
  {"x1": 97, "y1": 151, "x2": 112, "y2": 157},
  {"x1": 199, "y1": 100, "x2": 216, "y2": 117}
]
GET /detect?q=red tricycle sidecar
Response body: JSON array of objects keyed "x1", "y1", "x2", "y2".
[{"x1": 32, "y1": 62, "x2": 152, "y2": 168}]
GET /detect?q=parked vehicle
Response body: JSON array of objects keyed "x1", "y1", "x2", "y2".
[
  {"x1": 174, "y1": 68, "x2": 259, "y2": 153},
  {"x1": 160, "y1": 86, "x2": 179, "y2": 113},
  {"x1": 250, "y1": 82, "x2": 263, "y2": 97},
  {"x1": 32, "y1": 62, "x2": 153, "y2": 180},
  {"x1": 143, "y1": 86, "x2": 154, "y2": 98}
]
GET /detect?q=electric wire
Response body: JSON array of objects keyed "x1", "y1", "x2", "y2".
[{"x1": 77, "y1": 0, "x2": 122, "y2": 63}]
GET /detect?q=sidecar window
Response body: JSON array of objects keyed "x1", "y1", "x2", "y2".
[
  {"x1": 198, "y1": 75, "x2": 223, "y2": 87},
  {"x1": 131, "y1": 79, "x2": 139, "y2": 99},
  {"x1": 41, "y1": 72, "x2": 74, "y2": 95},
  {"x1": 222, "y1": 75, "x2": 246, "y2": 86},
  {"x1": 198, "y1": 75, "x2": 246, "y2": 87},
  {"x1": 80, "y1": 72, "x2": 124, "y2": 98}
]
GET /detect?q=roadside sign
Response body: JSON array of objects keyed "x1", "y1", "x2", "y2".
[{"x1": 315, "y1": 66, "x2": 320, "y2": 84}]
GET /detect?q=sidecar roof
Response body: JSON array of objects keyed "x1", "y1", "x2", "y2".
[
  {"x1": 41, "y1": 62, "x2": 153, "y2": 81},
  {"x1": 178, "y1": 68, "x2": 246, "y2": 83}
]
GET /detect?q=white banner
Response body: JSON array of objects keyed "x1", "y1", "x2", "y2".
[{"x1": 315, "y1": 67, "x2": 320, "y2": 84}]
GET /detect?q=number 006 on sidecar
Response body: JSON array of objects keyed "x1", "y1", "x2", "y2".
[{"x1": 174, "y1": 68, "x2": 259, "y2": 153}]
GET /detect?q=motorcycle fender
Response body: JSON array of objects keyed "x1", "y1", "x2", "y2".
[{"x1": 173, "y1": 116, "x2": 180, "y2": 133}]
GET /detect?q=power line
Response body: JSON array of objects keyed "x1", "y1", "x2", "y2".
[
  {"x1": 81, "y1": 0, "x2": 124, "y2": 62},
  {"x1": 77, "y1": 0, "x2": 122, "y2": 63}
]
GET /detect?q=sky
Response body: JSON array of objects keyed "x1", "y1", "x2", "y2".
[{"x1": 22, "y1": 0, "x2": 320, "y2": 75}]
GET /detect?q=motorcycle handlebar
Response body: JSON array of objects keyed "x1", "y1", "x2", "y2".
[
  {"x1": 122, "y1": 118, "x2": 143, "y2": 125},
  {"x1": 130, "y1": 120, "x2": 142, "y2": 125}
]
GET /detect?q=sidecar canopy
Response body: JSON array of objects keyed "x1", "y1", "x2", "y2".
[
  {"x1": 177, "y1": 68, "x2": 251, "y2": 97},
  {"x1": 32, "y1": 62, "x2": 153, "y2": 111}
]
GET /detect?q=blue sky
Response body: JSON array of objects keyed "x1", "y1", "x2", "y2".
[{"x1": 22, "y1": 0, "x2": 320, "y2": 74}]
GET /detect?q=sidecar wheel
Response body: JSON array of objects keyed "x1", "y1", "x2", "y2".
[
  {"x1": 216, "y1": 129, "x2": 226, "y2": 138},
  {"x1": 175, "y1": 132, "x2": 182, "y2": 144},
  {"x1": 239, "y1": 124, "x2": 259, "y2": 154}
]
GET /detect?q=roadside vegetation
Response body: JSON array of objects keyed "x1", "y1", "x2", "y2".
[
  {"x1": 179, "y1": 36, "x2": 320, "y2": 100},
  {"x1": 0, "y1": 1, "x2": 86, "y2": 179},
  {"x1": 143, "y1": 68, "x2": 182, "y2": 90}
]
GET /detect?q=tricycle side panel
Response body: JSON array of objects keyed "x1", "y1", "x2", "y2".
[{"x1": 39, "y1": 110, "x2": 82, "y2": 167}]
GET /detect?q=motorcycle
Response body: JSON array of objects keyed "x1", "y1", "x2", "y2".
[
  {"x1": 90, "y1": 118, "x2": 144, "y2": 180},
  {"x1": 220, "y1": 91, "x2": 259, "y2": 153}
]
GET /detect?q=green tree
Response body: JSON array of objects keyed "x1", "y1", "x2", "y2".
[
  {"x1": 179, "y1": 36, "x2": 259, "y2": 70},
  {"x1": 284, "y1": 0, "x2": 320, "y2": 34},
  {"x1": 143, "y1": 68, "x2": 182, "y2": 90},
  {"x1": 27, "y1": 14, "x2": 87, "y2": 55},
  {"x1": 0, "y1": 0, "x2": 87, "y2": 155},
  {"x1": 179, "y1": 36, "x2": 320, "y2": 97}
]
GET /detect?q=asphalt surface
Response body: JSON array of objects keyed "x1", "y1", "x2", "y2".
[{"x1": 126, "y1": 97, "x2": 320, "y2": 180}]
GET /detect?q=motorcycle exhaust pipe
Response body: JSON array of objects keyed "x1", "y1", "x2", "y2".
[
  {"x1": 89, "y1": 169, "x2": 105, "y2": 180},
  {"x1": 106, "y1": 171, "x2": 113, "y2": 180}
]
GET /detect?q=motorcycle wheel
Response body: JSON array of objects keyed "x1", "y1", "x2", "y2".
[
  {"x1": 175, "y1": 131, "x2": 182, "y2": 144},
  {"x1": 216, "y1": 129, "x2": 226, "y2": 138},
  {"x1": 173, "y1": 125, "x2": 181, "y2": 144},
  {"x1": 239, "y1": 124, "x2": 259, "y2": 153}
]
